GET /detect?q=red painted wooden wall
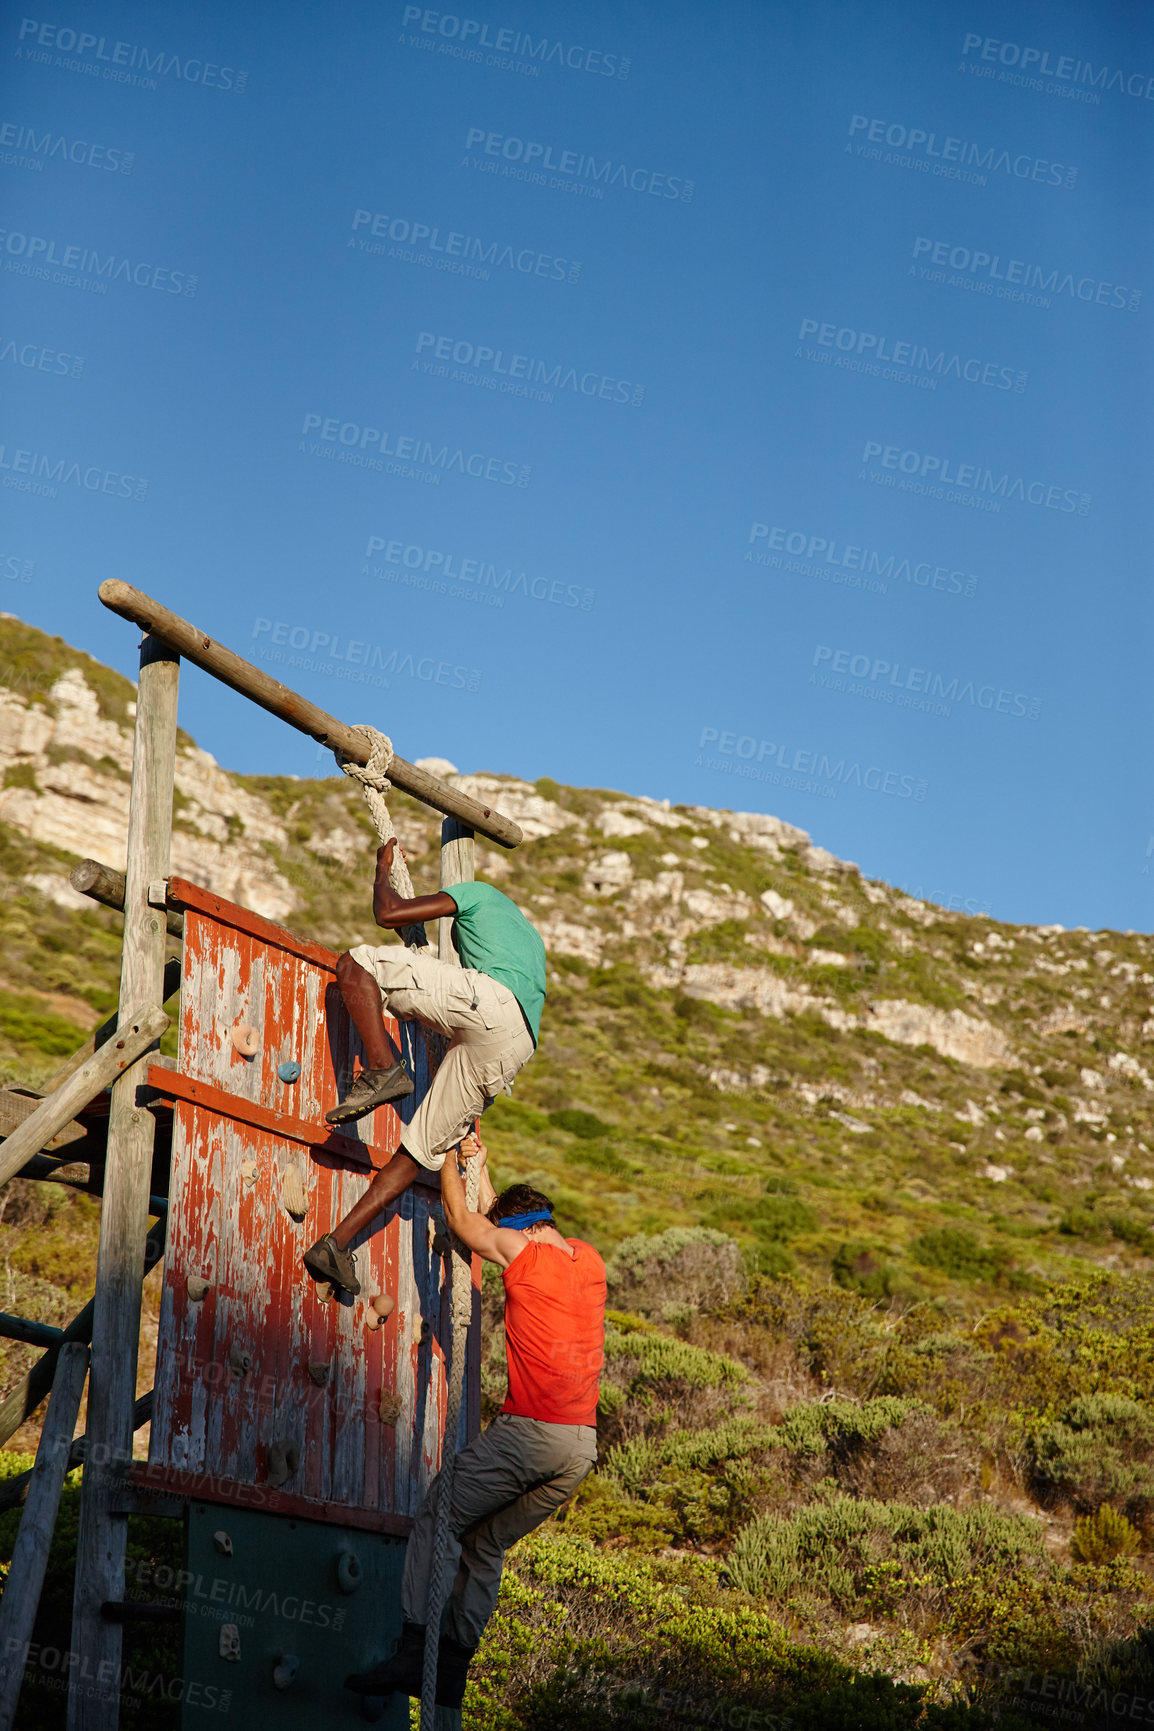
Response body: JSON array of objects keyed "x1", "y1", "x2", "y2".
[{"x1": 145, "y1": 879, "x2": 480, "y2": 1531}]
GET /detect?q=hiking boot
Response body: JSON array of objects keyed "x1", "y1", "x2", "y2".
[
  {"x1": 346, "y1": 1621, "x2": 426, "y2": 1696},
  {"x1": 326, "y1": 1063, "x2": 414, "y2": 1126},
  {"x1": 434, "y1": 1635, "x2": 477, "y2": 1709},
  {"x1": 302, "y1": 1232, "x2": 360, "y2": 1296}
]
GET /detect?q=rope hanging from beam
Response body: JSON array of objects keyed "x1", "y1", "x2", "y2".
[{"x1": 335, "y1": 725, "x2": 435, "y2": 953}]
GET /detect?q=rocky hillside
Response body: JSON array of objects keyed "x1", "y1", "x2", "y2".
[
  {"x1": 6, "y1": 612, "x2": 1154, "y2": 1729},
  {"x1": 3, "y1": 609, "x2": 1154, "y2": 1300}
]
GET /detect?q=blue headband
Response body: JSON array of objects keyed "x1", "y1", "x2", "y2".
[{"x1": 498, "y1": 1209, "x2": 553, "y2": 1231}]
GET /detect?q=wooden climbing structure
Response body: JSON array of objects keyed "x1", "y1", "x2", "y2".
[{"x1": 0, "y1": 584, "x2": 523, "y2": 1731}]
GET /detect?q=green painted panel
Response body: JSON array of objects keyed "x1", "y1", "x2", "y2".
[{"x1": 182, "y1": 1503, "x2": 408, "y2": 1731}]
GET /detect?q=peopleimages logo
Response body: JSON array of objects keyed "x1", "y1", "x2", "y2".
[
  {"x1": 1, "y1": 335, "x2": 84, "y2": 377},
  {"x1": 961, "y1": 33, "x2": 1154, "y2": 101},
  {"x1": 415, "y1": 332, "x2": 644, "y2": 406},
  {"x1": 860, "y1": 440, "x2": 1091, "y2": 515},
  {"x1": 798, "y1": 317, "x2": 1025, "y2": 392},
  {"x1": 0, "y1": 118, "x2": 134, "y2": 173},
  {"x1": 401, "y1": 8, "x2": 629, "y2": 77},
  {"x1": 351, "y1": 209, "x2": 581, "y2": 283},
  {"x1": 0, "y1": 229, "x2": 197, "y2": 295},
  {"x1": 15, "y1": 19, "x2": 247, "y2": 92},
  {"x1": 746, "y1": 524, "x2": 978, "y2": 598},
  {"x1": 463, "y1": 127, "x2": 694, "y2": 200},
  {"x1": 911, "y1": 237, "x2": 1141, "y2": 312},
  {"x1": 848, "y1": 114, "x2": 1076, "y2": 188},
  {"x1": 298, "y1": 414, "x2": 531, "y2": 488},
  {"x1": 811, "y1": 645, "x2": 1042, "y2": 721},
  {"x1": 0, "y1": 441, "x2": 147, "y2": 500},
  {"x1": 364, "y1": 536, "x2": 594, "y2": 612},
  {"x1": 696, "y1": 727, "x2": 928, "y2": 802}
]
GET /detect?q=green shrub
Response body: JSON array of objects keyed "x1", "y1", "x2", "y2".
[
  {"x1": 748, "y1": 1194, "x2": 817, "y2": 1242},
  {"x1": 1070, "y1": 1504, "x2": 1141, "y2": 1564},
  {"x1": 606, "y1": 1228, "x2": 745, "y2": 1315},
  {"x1": 1027, "y1": 1395, "x2": 1154, "y2": 1520},
  {"x1": 909, "y1": 1227, "x2": 1007, "y2": 1283},
  {"x1": 551, "y1": 1108, "x2": 614, "y2": 1140},
  {"x1": 832, "y1": 1241, "x2": 900, "y2": 1299}
]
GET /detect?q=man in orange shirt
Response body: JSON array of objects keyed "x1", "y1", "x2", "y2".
[{"x1": 346, "y1": 1129, "x2": 606, "y2": 1710}]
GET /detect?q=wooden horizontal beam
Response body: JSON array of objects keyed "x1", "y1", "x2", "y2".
[
  {"x1": 0, "y1": 1004, "x2": 170, "y2": 1193},
  {"x1": 98, "y1": 581, "x2": 523, "y2": 849},
  {"x1": 125, "y1": 1461, "x2": 415, "y2": 1537},
  {"x1": 0, "y1": 1313, "x2": 64, "y2": 1350},
  {"x1": 70, "y1": 859, "x2": 185, "y2": 938}
]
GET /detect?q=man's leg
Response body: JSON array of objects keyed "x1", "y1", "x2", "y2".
[
  {"x1": 445, "y1": 1431, "x2": 595, "y2": 1650},
  {"x1": 324, "y1": 953, "x2": 414, "y2": 1126}
]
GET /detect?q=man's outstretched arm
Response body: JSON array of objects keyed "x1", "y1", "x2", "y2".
[
  {"x1": 441, "y1": 1136, "x2": 524, "y2": 1268},
  {"x1": 372, "y1": 837, "x2": 457, "y2": 930}
]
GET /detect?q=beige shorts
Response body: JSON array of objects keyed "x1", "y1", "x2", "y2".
[{"x1": 347, "y1": 943, "x2": 535, "y2": 1170}]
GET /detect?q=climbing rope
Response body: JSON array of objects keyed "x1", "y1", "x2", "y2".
[
  {"x1": 420, "y1": 1156, "x2": 479, "y2": 1730},
  {"x1": 334, "y1": 725, "x2": 434, "y2": 952},
  {"x1": 335, "y1": 725, "x2": 477, "y2": 1718}
]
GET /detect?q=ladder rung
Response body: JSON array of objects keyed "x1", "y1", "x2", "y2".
[{"x1": 0, "y1": 1314, "x2": 64, "y2": 1349}]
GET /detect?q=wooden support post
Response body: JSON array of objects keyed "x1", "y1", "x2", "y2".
[
  {"x1": 0, "y1": 1341, "x2": 90, "y2": 1731},
  {"x1": 0, "y1": 1005, "x2": 169, "y2": 1191},
  {"x1": 68, "y1": 636, "x2": 179, "y2": 1731},
  {"x1": 438, "y1": 819, "x2": 475, "y2": 962}
]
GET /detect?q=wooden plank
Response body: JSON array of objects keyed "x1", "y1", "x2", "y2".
[
  {"x1": 0, "y1": 1342, "x2": 90, "y2": 1731},
  {"x1": 98, "y1": 581, "x2": 523, "y2": 848},
  {"x1": 40, "y1": 957, "x2": 181, "y2": 1096},
  {"x1": 124, "y1": 1461, "x2": 415, "y2": 1535},
  {"x1": 0, "y1": 1005, "x2": 169, "y2": 1192},
  {"x1": 147, "y1": 1065, "x2": 438, "y2": 1187},
  {"x1": 69, "y1": 636, "x2": 180, "y2": 1731},
  {"x1": 167, "y1": 877, "x2": 338, "y2": 970},
  {"x1": 0, "y1": 1089, "x2": 85, "y2": 1152},
  {"x1": 69, "y1": 858, "x2": 185, "y2": 938}
]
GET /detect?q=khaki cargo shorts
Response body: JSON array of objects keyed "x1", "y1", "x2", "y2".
[{"x1": 347, "y1": 944, "x2": 535, "y2": 1169}]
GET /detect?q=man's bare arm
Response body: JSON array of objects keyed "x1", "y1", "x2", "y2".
[
  {"x1": 461, "y1": 1126, "x2": 498, "y2": 1214},
  {"x1": 440, "y1": 1143, "x2": 523, "y2": 1268},
  {"x1": 372, "y1": 838, "x2": 457, "y2": 929}
]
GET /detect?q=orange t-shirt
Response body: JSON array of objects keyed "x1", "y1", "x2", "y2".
[{"x1": 501, "y1": 1238, "x2": 606, "y2": 1427}]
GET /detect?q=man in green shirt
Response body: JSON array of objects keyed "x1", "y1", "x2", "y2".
[{"x1": 303, "y1": 838, "x2": 545, "y2": 1295}]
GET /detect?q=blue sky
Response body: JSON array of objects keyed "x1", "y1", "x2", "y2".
[{"x1": 3, "y1": 0, "x2": 1151, "y2": 930}]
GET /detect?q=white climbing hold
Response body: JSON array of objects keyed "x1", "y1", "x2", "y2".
[
  {"x1": 219, "y1": 1624, "x2": 241, "y2": 1662},
  {"x1": 365, "y1": 1293, "x2": 395, "y2": 1331},
  {"x1": 240, "y1": 1159, "x2": 258, "y2": 1189},
  {"x1": 272, "y1": 1655, "x2": 299, "y2": 1691},
  {"x1": 282, "y1": 1163, "x2": 308, "y2": 1220},
  {"x1": 267, "y1": 1436, "x2": 300, "y2": 1489},
  {"x1": 213, "y1": 1530, "x2": 233, "y2": 1557},
  {"x1": 186, "y1": 1275, "x2": 211, "y2": 1302}
]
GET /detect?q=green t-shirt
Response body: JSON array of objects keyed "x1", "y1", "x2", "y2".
[{"x1": 445, "y1": 880, "x2": 546, "y2": 1044}]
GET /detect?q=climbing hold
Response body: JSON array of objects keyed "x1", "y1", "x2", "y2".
[
  {"x1": 282, "y1": 1163, "x2": 308, "y2": 1221},
  {"x1": 219, "y1": 1624, "x2": 241, "y2": 1662},
  {"x1": 213, "y1": 1531, "x2": 233, "y2": 1558},
  {"x1": 231, "y1": 1024, "x2": 261, "y2": 1057},
  {"x1": 427, "y1": 1215, "x2": 451, "y2": 1257},
  {"x1": 278, "y1": 1059, "x2": 302, "y2": 1084},
  {"x1": 240, "y1": 1158, "x2": 258, "y2": 1189},
  {"x1": 336, "y1": 1550, "x2": 362, "y2": 1594},
  {"x1": 228, "y1": 1343, "x2": 251, "y2": 1379},
  {"x1": 379, "y1": 1390, "x2": 402, "y2": 1426},
  {"x1": 272, "y1": 1654, "x2": 300, "y2": 1691},
  {"x1": 417, "y1": 1318, "x2": 431, "y2": 1345},
  {"x1": 186, "y1": 1275, "x2": 211, "y2": 1302},
  {"x1": 308, "y1": 1360, "x2": 330, "y2": 1387},
  {"x1": 318, "y1": 1280, "x2": 338, "y2": 1304},
  {"x1": 360, "y1": 1698, "x2": 387, "y2": 1725},
  {"x1": 267, "y1": 1436, "x2": 300, "y2": 1489},
  {"x1": 365, "y1": 1293, "x2": 395, "y2": 1331}
]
